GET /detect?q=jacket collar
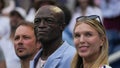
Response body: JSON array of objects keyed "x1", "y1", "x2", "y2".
[
  {"x1": 34, "y1": 41, "x2": 69, "y2": 68},
  {"x1": 44, "y1": 41, "x2": 70, "y2": 68}
]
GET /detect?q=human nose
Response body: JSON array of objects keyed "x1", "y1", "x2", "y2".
[
  {"x1": 17, "y1": 38, "x2": 23, "y2": 45},
  {"x1": 79, "y1": 35, "x2": 85, "y2": 43},
  {"x1": 40, "y1": 19, "x2": 45, "y2": 25},
  {"x1": 38, "y1": 19, "x2": 46, "y2": 28}
]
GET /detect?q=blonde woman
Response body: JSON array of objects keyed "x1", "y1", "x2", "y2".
[{"x1": 71, "y1": 15, "x2": 111, "y2": 68}]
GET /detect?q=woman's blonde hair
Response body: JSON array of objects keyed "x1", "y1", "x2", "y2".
[{"x1": 71, "y1": 16, "x2": 109, "y2": 68}]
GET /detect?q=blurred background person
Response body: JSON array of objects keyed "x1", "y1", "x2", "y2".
[
  {"x1": 2, "y1": 0, "x2": 15, "y2": 16},
  {"x1": 14, "y1": 0, "x2": 31, "y2": 12},
  {"x1": 0, "y1": 0, "x2": 10, "y2": 40},
  {"x1": 0, "y1": 46, "x2": 6, "y2": 68},
  {"x1": 100, "y1": 0, "x2": 120, "y2": 67},
  {"x1": 9, "y1": 7, "x2": 26, "y2": 39},
  {"x1": 60, "y1": 5, "x2": 74, "y2": 46}
]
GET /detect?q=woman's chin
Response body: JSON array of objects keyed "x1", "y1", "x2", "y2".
[{"x1": 78, "y1": 52, "x2": 89, "y2": 58}]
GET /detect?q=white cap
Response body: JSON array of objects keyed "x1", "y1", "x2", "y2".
[{"x1": 14, "y1": 7, "x2": 26, "y2": 18}]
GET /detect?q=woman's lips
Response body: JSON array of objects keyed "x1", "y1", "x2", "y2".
[{"x1": 79, "y1": 46, "x2": 89, "y2": 52}]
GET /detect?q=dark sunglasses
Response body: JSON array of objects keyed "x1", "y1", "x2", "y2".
[{"x1": 76, "y1": 15, "x2": 103, "y2": 26}]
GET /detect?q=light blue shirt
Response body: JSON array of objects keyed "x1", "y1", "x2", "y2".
[{"x1": 30, "y1": 41, "x2": 76, "y2": 68}]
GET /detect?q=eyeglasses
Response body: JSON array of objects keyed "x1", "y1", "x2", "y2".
[{"x1": 76, "y1": 15, "x2": 103, "y2": 25}]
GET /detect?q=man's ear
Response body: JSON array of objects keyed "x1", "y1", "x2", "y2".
[{"x1": 60, "y1": 22, "x2": 66, "y2": 30}]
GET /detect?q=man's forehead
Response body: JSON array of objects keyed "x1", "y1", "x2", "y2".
[
  {"x1": 36, "y1": 5, "x2": 62, "y2": 15},
  {"x1": 50, "y1": 6, "x2": 62, "y2": 13}
]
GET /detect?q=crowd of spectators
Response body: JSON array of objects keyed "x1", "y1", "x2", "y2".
[{"x1": 0, "y1": 0, "x2": 120, "y2": 68}]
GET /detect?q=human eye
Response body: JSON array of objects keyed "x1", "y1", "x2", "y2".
[
  {"x1": 34, "y1": 18, "x2": 41, "y2": 24},
  {"x1": 74, "y1": 33, "x2": 80, "y2": 38},
  {"x1": 85, "y1": 32, "x2": 92, "y2": 37},
  {"x1": 45, "y1": 18, "x2": 55, "y2": 24},
  {"x1": 23, "y1": 35, "x2": 31, "y2": 40},
  {"x1": 14, "y1": 36, "x2": 19, "y2": 41}
]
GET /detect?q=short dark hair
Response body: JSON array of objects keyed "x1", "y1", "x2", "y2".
[{"x1": 16, "y1": 20, "x2": 34, "y2": 29}]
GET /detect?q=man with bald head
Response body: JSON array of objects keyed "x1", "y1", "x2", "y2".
[{"x1": 30, "y1": 5, "x2": 76, "y2": 68}]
